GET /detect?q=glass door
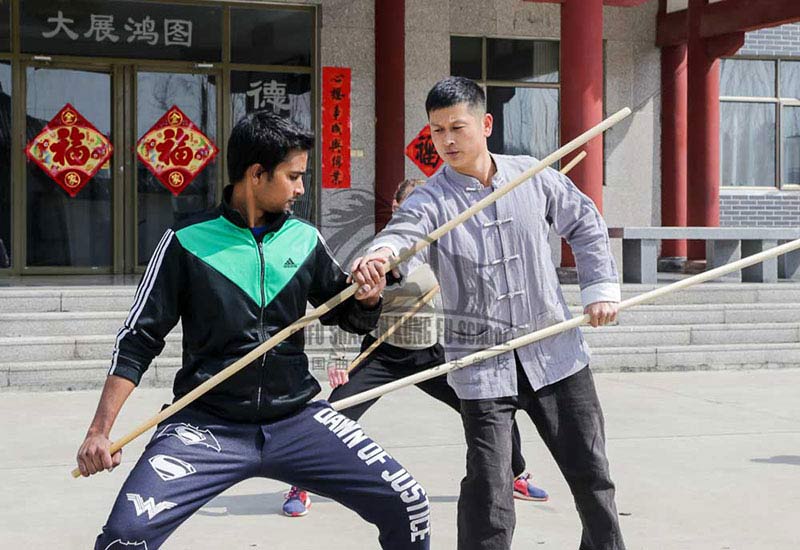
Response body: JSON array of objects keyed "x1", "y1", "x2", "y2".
[
  {"x1": 133, "y1": 69, "x2": 221, "y2": 268},
  {"x1": 24, "y1": 63, "x2": 114, "y2": 271}
]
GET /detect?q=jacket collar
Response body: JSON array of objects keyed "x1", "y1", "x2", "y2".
[
  {"x1": 443, "y1": 153, "x2": 505, "y2": 192},
  {"x1": 221, "y1": 184, "x2": 290, "y2": 235}
]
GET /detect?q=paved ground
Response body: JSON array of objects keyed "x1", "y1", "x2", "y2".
[{"x1": 2, "y1": 368, "x2": 799, "y2": 549}]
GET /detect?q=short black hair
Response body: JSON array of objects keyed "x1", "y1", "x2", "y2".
[
  {"x1": 425, "y1": 76, "x2": 486, "y2": 116},
  {"x1": 227, "y1": 111, "x2": 314, "y2": 184}
]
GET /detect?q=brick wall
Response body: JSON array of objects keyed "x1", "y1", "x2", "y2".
[
  {"x1": 738, "y1": 23, "x2": 800, "y2": 57},
  {"x1": 720, "y1": 193, "x2": 800, "y2": 228}
]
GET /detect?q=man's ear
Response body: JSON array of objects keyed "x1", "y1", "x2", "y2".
[
  {"x1": 483, "y1": 113, "x2": 494, "y2": 138},
  {"x1": 246, "y1": 163, "x2": 264, "y2": 186}
]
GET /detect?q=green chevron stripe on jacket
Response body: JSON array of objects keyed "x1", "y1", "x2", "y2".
[{"x1": 176, "y1": 216, "x2": 318, "y2": 308}]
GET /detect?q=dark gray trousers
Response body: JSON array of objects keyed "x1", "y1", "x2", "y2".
[{"x1": 457, "y1": 359, "x2": 625, "y2": 550}]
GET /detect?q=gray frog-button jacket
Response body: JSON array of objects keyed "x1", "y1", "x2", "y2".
[{"x1": 370, "y1": 154, "x2": 620, "y2": 400}]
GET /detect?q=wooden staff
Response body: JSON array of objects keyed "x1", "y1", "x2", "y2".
[
  {"x1": 345, "y1": 150, "x2": 588, "y2": 374},
  {"x1": 331, "y1": 237, "x2": 800, "y2": 411},
  {"x1": 560, "y1": 150, "x2": 587, "y2": 174},
  {"x1": 71, "y1": 108, "x2": 630, "y2": 478},
  {"x1": 381, "y1": 110, "x2": 630, "y2": 276},
  {"x1": 347, "y1": 283, "x2": 441, "y2": 373}
]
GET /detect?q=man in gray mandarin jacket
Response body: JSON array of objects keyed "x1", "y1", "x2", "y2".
[{"x1": 352, "y1": 77, "x2": 625, "y2": 550}]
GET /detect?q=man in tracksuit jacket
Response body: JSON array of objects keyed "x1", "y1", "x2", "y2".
[{"x1": 76, "y1": 112, "x2": 432, "y2": 550}]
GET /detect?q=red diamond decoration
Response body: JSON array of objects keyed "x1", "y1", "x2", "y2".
[
  {"x1": 406, "y1": 124, "x2": 443, "y2": 177},
  {"x1": 136, "y1": 106, "x2": 219, "y2": 196},
  {"x1": 25, "y1": 103, "x2": 113, "y2": 198}
]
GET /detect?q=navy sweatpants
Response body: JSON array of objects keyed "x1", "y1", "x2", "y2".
[{"x1": 95, "y1": 401, "x2": 431, "y2": 550}]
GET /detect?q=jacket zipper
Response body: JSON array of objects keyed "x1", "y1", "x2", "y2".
[{"x1": 256, "y1": 239, "x2": 267, "y2": 413}]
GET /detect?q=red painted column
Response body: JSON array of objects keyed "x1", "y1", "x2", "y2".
[
  {"x1": 660, "y1": 43, "x2": 688, "y2": 260},
  {"x1": 686, "y1": 0, "x2": 720, "y2": 261},
  {"x1": 374, "y1": 0, "x2": 405, "y2": 232},
  {"x1": 686, "y1": 0, "x2": 744, "y2": 261},
  {"x1": 560, "y1": 0, "x2": 604, "y2": 267}
]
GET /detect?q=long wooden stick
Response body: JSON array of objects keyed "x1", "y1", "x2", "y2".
[
  {"x1": 71, "y1": 109, "x2": 629, "y2": 478},
  {"x1": 331, "y1": 237, "x2": 800, "y2": 411},
  {"x1": 71, "y1": 287, "x2": 358, "y2": 478},
  {"x1": 344, "y1": 153, "x2": 588, "y2": 374},
  {"x1": 347, "y1": 283, "x2": 441, "y2": 373},
  {"x1": 382, "y1": 110, "x2": 630, "y2": 275},
  {"x1": 560, "y1": 150, "x2": 587, "y2": 174}
]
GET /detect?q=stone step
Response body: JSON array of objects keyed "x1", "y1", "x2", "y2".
[
  {"x1": 0, "y1": 357, "x2": 182, "y2": 391},
  {"x1": 1, "y1": 322, "x2": 798, "y2": 363},
  {"x1": 590, "y1": 342, "x2": 800, "y2": 372},
  {"x1": 584, "y1": 322, "x2": 800, "y2": 347},
  {"x1": 0, "y1": 301, "x2": 797, "y2": 337},
  {"x1": 4, "y1": 343, "x2": 799, "y2": 391},
  {"x1": 2, "y1": 283, "x2": 800, "y2": 312},
  {"x1": 0, "y1": 287, "x2": 136, "y2": 313},
  {"x1": 571, "y1": 302, "x2": 800, "y2": 326},
  {"x1": 560, "y1": 282, "x2": 800, "y2": 306},
  {"x1": 0, "y1": 334, "x2": 183, "y2": 363},
  {"x1": 0, "y1": 312, "x2": 145, "y2": 337}
]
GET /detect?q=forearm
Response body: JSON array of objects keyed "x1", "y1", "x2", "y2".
[
  {"x1": 85, "y1": 375, "x2": 136, "y2": 437},
  {"x1": 337, "y1": 296, "x2": 383, "y2": 334}
]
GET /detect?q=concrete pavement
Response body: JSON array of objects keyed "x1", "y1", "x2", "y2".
[{"x1": 1, "y1": 368, "x2": 799, "y2": 549}]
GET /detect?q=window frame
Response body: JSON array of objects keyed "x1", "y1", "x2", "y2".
[
  {"x1": 720, "y1": 54, "x2": 800, "y2": 191},
  {"x1": 450, "y1": 34, "x2": 561, "y2": 156}
]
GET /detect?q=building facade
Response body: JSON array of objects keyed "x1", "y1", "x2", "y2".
[{"x1": 0, "y1": 0, "x2": 797, "y2": 278}]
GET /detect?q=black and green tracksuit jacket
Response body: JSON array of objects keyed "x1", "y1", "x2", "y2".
[{"x1": 109, "y1": 188, "x2": 381, "y2": 423}]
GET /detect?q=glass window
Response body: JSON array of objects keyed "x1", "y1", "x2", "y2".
[
  {"x1": 450, "y1": 37, "x2": 560, "y2": 164},
  {"x1": 781, "y1": 61, "x2": 800, "y2": 185},
  {"x1": 783, "y1": 105, "x2": 800, "y2": 185},
  {"x1": 21, "y1": 0, "x2": 222, "y2": 61},
  {"x1": 720, "y1": 59, "x2": 775, "y2": 97},
  {"x1": 780, "y1": 60, "x2": 800, "y2": 100},
  {"x1": 450, "y1": 36, "x2": 482, "y2": 80},
  {"x1": 487, "y1": 39, "x2": 559, "y2": 83},
  {"x1": 231, "y1": 71, "x2": 315, "y2": 222},
  {"x1": 231, "y1": 8, "x2": 313, "y2": 66},
  {"x1": 25, "y1": 67, "x2": 113, "y2": 267},
  {"x1": 0, "y1": 0, "x2": 10, "y2": 52},
  {"x1": 720, "y1": 102, "x2": 776, "y2": 187},
  {"x1": 231, "y1": 71, "x2": 312, "y2": 133},
  {"x1": 0, "y1": 62, "x2": 10, "y2": 268},
  {"x1": 487, "y1": 87, "x2": 559, "y2": 160},
  {"x1": 136, "y1": 72, "x2": 218, "y2": 265}
]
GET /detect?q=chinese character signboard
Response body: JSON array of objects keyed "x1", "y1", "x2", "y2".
[
  {"x1": 231, "y1": 72, "x2": 312, "y2": 128},
  {"x1": 406, "y1": 125, "x2": 442, "y2": 176},
  {"x1": 136, "y1": 106, "x2": 219, "y2": 197},
  {"x1": 322, "y1": 67, "x2": 351, "y2": 189},
  {"x1": 25, "y1": 103, "x2": 112, "y2": 197},
  {"x1": 247, "y1": 78, "x2": 292, "y2": 114},
  {"x1": 21, "y1": 1, "x2": 221, "y2": 61}
]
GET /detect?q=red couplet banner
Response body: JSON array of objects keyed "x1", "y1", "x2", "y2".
[{"x1": 322, "y1": 67, "x2": 352, "y2": 189}]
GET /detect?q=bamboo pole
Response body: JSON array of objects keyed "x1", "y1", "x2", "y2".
[
  {"x1": 332, "y1": 238, "x2": 800, "y2": 411},
  {"x1": 345, "y1": 150, "x2": 588, "y2": 375},
  {"x1": 381, "y1": 111, "x2": 630, "y2": 275},
  {"x1": 347, "y1": 283, "x2": 441, "y2": 373}
]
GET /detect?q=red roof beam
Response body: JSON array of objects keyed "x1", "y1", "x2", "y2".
[
  {"x1": 700, "y1": 0, "x2": 800, "y2": 37},
  {"x1": 522, "y1": 0, "x2": 650, "y2": 5},
  {"x1": 657, "y1": 0, "x2": 800, "y2": 47}
]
